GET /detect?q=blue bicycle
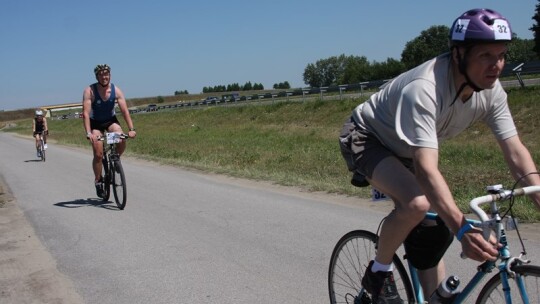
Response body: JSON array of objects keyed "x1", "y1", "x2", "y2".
[{"x1": 328, "y1": 184, "x2": 540, "y2": 303}]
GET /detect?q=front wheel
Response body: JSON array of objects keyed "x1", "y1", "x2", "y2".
[
  {"x1": 40, "y1": 140, "x2": 46, "y2": 162},
  {"x1": 328, "y1": 230, "x2": 414, "y2": 304},
  {"x1": 101, "y1": 156, "x2": 111, "y2": 201},
  {"x1": 111, "y1": 160, "x2": 127, "y2": 210},
  {"x1": 476, "y1": 264, "x2": 540, "y2": 304}
]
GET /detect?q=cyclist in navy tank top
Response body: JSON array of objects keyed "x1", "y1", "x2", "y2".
[
  {"x1": 82, "y1": 64, "x2": 137, "y2": 198},
  {"x1": 90, "y1": 83, "x2": 116, "y2": 122}
]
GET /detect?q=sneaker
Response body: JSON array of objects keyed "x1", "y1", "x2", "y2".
[
  {"x1": 361, "y1": 261, "x2": 403, "y2": 304},
  {"x1": 95, "y1": 181, "x2": 104, "y2": 198},
  {"x1": 37, "y1": 151, "x2": 41, "y2": 158},
  {"x1": 44, "y1": 144, "x2": 48, "y2": 150}
]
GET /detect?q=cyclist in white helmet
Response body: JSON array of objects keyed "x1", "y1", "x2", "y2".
[
  {"x1": 339, "y1": 8, "x2": 540, "y2": 303},
  {"x1": 82, "y1": 64, "x2": 136, "y2": 198},
  {"x1": 32, "y1": 109, "x2": 48, "y2": 157}
]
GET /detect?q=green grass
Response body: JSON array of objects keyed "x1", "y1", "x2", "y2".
[{"x1": 4, "y1": 88, "x2": 540, "y2": 222}]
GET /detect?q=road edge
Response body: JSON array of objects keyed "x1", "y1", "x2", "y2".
[{"x1": 0, "y1": 175, "x2": 85, "y2": 304}]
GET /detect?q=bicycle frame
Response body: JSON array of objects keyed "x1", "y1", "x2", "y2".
[
  {"x1": 406, "y1": 186, "x2": 540, "y2": 303},
  {"x1": 101, "y1": 132, "x2": 125, "y2": 158},
  {"x1": 35, "y1": 131, "x2": 46, "y2": 161},
  {"x1": 406, "y1": 213, "x2": 490, "y2": 303},
  {"x1": 99, "y1": 132, "x2": 129, "y2": 209}
]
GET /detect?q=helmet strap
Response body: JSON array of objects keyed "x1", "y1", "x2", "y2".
[
  {"x1": 95, "y1": 75, "x2": 109, "y2": 87},
  {"x1": 454, "y1": 46, "x2": 483, "y2": 93},
  {"x1": 450, "y1": 82, "x2": 468, "y2": 106}
]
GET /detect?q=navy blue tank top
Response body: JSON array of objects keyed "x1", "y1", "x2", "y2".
[{"x1": 90, "y1": 83, "x2": 116, "y2": 121}]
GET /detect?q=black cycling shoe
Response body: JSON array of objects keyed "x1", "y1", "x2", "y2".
[
  {"x1": 361, "y1": 261, "x2": 403, "y2": 304},
  {"x1": 95, "y1": 181, "x2": 104, "y2": 198}
]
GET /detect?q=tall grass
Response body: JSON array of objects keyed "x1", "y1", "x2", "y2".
[{"x1": 5, "y1": 89, "x2": 540, "y2": 222}]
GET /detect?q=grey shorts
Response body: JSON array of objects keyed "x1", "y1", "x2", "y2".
[{"x1": 339, "y1": 117, "x2": 413, "y2": 180}]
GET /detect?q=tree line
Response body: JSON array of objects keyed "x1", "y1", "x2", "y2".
[
  {"x1": 176, "y1": 2, "x2": 540, "y2": 94},
  {"x1": 303, "y1": 25, "x2": 539, "y2": 88},
  {"x1": 303, "y1": 3, "x2": 540, "y2": 88}
]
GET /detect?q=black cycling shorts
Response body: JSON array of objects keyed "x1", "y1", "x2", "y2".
[
  {"x1": 403, "y1": 217, "x2": 454, "y2": 270},
  {"x1": 90, "y1": 116, "x2": 120, "y2": 133}
]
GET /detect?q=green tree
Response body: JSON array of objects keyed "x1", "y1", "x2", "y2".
[
  {"x1": 243, "y1": 81, "x2": 253, "y2": 91},
  {"x1": 507, "y1": 36, "x2": 539, "y2": 63},
  {"x1": 303, "y1": 54, "x2": 349, "y2": 87},
  {"x1": 401, "y1": 25, "x2": 450, "y2": 69},
  {"x1": 227, "y1": 83, "x2": 241, "y2": 92},
  {"x1": 531, "y1": 0, "x2": 540, "y2": 58},
  {"x1": 303, "y1": 54, "x2": 406, "y2": 86},
  {"x1": 339, "y1": 55, "x2": 371, "y2": 84},
  {"x1": 370, "y1": 58, "x2": 406, "y2": 81},
  {"x1": 303, "y1": 63, "x2": 323, "y2": 87},
  {"x1": 273, "y1": 81, "x2": 291, "y2": 89}
]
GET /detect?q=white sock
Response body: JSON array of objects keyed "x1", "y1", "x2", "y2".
[{"x1": 371, "y1": 260, "x2": 394, "y2": 273}]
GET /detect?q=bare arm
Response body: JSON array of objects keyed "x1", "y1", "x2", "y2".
[
  {"x1": 412, "y1": 146, "x2": 498, "y2": 261},
  {"x1": 114, "y1": 86, "x2": 136, "y2": 138},
  {"x1": 43, "y1": 117, "x2": 48, "y2": 131},
  {"x1": 498, "y1": 135, "x2": 540, "y2": 210},
  {"x1": 412, "y1": 147, "x2": 465, "y2": 234},
  {"x1": 82, "y1": 87, "x2": 93, "y2": 137}
]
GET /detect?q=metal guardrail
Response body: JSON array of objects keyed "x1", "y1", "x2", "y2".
[{"x1": 501, "y1": 61, "x2": 540, "y2": 88}]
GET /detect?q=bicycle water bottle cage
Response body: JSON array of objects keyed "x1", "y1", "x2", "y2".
[{"x1": 106, "y1": 133, "x2": 121, "y2": 144}]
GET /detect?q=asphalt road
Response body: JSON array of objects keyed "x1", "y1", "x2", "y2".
[{"x1": 1, "y1": 132, "x2": 539, "y2": 304}]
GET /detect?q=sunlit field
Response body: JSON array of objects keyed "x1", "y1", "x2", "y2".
[{"x1": 4, "y1": 87, "x2": 540, "y2": 221}]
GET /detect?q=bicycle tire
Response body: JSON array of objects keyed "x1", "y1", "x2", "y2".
[
  {"x1": 40, "y1": 139, "x2": 46, "y2": 162},
  {"x1": 328, "y1": 230, "x2": 415, "y2": 304},
  {"x1": 476, "y1": 264, "x2": 540, "y2": 304},
  {"x1": 101, "y1": 156, "x2": 111, "y2": 201},
  {"x1": 111, "y1": 160, "x2": 127, "y2": 210}
]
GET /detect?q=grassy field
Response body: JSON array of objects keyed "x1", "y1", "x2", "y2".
[{"x1": 3, "y1": 87, "x2": 540, "y2": 222}]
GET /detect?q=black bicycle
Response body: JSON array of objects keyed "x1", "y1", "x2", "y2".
[
  {"x1": 35, "y1": 131, "x2": 46, "y2": 162},
  {"x1": 99, "y1": 132, "x2": 128, "y2": 210}
]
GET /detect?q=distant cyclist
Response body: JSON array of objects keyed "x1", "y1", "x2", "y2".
[
  {"x1": 32, "y1": 109, "x2": 48, "y2": 157},
  {"x1": 82, "y1": 64, "x2": 136, "y2": 198},
  {"x1": 339, "y1": 8, "x2": 540, "y2": 303}
]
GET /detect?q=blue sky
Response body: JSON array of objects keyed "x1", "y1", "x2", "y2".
[{"x1": 0, "y1": 0, "x2": 537, "y2": 111}]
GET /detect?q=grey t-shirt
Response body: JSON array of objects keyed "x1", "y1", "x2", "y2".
[{"x1": 352, "y1": 53, "x2": 517, "y2": 159}]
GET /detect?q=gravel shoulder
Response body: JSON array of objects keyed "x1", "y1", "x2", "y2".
[{"x1": 0, "y1": 177, "x2": 84, "y2": 304}]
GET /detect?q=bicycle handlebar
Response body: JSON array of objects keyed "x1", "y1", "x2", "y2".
[
  {"x1": 469, "y1": 185, "x2": 540, "y2": 223},
  {"x1": 96, "y1": 133, "x2": 129, "y2": 141}
]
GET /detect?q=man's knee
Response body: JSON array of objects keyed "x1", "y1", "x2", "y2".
[
  {"x1": 409, "y1": 196, "x2": 431, "y2": 214},
  {"x1": 395, "y1": 196, "x2": 430, "y2": 222},
  {"x1": 93, "y1": 150, "x2": 104, "y2": 161}
]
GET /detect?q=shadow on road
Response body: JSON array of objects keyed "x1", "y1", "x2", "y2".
[
  {"x1": 24, "y1": 159, "x2": 44, "y2": 163},
  {"x1": 54, "y1": 198, "x2": 121, "y2": 210}
]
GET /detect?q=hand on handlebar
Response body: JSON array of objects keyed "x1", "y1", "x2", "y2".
[
  {"x1": 127, "y1": 130, "x2": 136, "y2": 138},
  {"x1": 86, "y1": 133, "x2": 96, "y2": 143},
  {"x1": 460, "y1": 228, "x2": 499, "y2": 262}
]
